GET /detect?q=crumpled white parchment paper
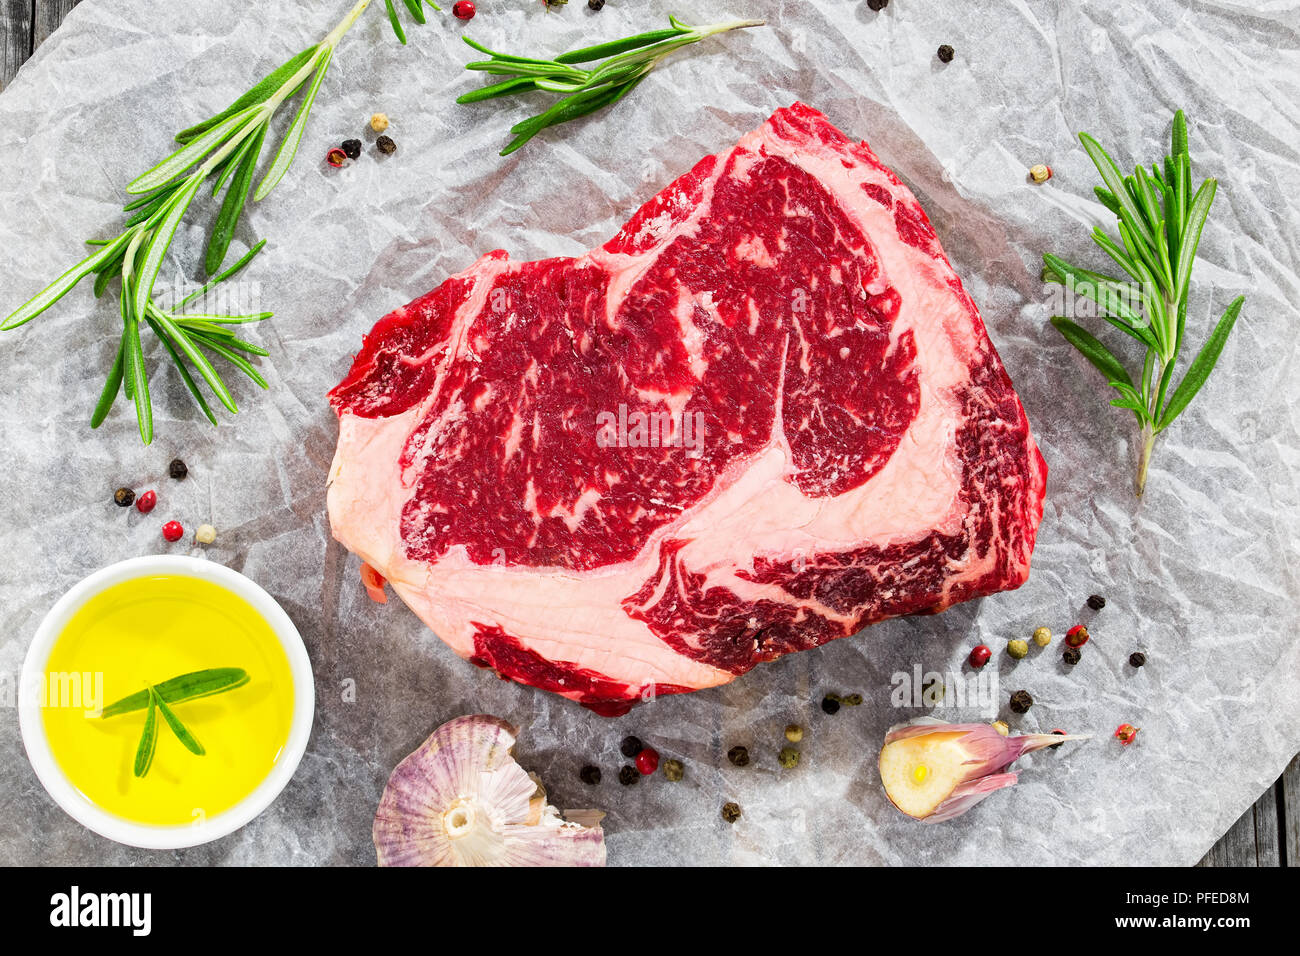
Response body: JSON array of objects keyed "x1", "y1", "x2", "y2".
[{"x1": 1, "y1": 0, "x2": 1297, "y2": 866}]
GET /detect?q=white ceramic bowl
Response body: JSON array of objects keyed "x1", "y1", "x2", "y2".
[{"x1": 18, "y1": 555, "x2": 315, "y2": 850}]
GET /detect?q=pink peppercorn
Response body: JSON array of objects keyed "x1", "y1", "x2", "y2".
[
  {"x1": 452, "y1": 1, "x2": 476, "y2": 20},
  {"x1": 135, "y1": 489, "x2": 157, "y2": 514},
  {"x1": 968, "y1": 644, "x2": 992, "y2": 668},
  {"x1": 162, "y1": 521, "x2": 184, "y2": 543},
  {"x1": 635, "y1": 747, "x2": 659, "y2": 775}
]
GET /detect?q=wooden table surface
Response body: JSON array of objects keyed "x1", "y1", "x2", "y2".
[{"x1": 3, "y1": 0, "x2": 1296, "y2": 868}]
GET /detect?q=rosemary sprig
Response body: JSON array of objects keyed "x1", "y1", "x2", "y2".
[
  {"x1": 0, "y1": 0, "x2": 422, "y2": 445},
  {"x1": 457, "y1": 17, "x2": 766, "y2": 156},
  {"x1": 104, "y1": 668, "x2": 248, "y2": 778},
  {"x1": 1043, "y1": 110, "x2": 1243, "y2": 496}
]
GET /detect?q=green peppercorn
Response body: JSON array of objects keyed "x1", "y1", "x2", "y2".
[
  {"x1": 840, "y1": 693, "x2": 863, "y2": 706},
  {"x1": 1129, "y1": 652, "x2": 1147, "y2": 668},
  {"x1": 618, "y1": 765, "x2": 638, "y2": 786},
  {"x1": 778, "y1": 747, "x2": 801, "y2": 769},
  {"x1": 1063, "y1": 646, "x2": 1082, "y2": 666},
  {"x1": 113, "y1": 487, "x2": 135, "y2": 508},
  {"x1": 784, "y1": 723, "x2": 803, "y2": 743},
  {"x1": 1007, "y1": 638, "x2": 1030, "y2": 660},
  {"x1": 1032, "y1": 626, "x2": 1052, "y2": 647},
  {"x1": 721, "y1": 801, "x2": 742, "y2": 824},
  {"x1": 578, "y1": 765, "x2": 601, "y2": 785},
  {"x1": 726, "y1": 745, "x2": 750, "y2": 767},
  {"x1": 1009, "y1": 689, "x2": 1033, "y2": 714},
  {"x1": 662, "y1": 758, "x2": 684, "y2": 781},
  {"x1": 820, "y1": 695, "x2": 841, "y2": 715}
]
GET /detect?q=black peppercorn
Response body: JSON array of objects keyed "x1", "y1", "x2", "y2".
[
  {"x1": 618, "y1": 765, "x2": 638, "y2": 786},
  {"x1": 588, "y1": 0, "x2": 605, "y2": 9},
  {"x1": 113, "y1": 487, "x2": 135, "y2": 507},
  {"x1": 1049, "y1": 729, "x2": 1066, "y2": 749},
  {"x1": 821, "y1": 695, "x2": 841, "y2": 715},
  {"x1": 867, "y1": 0, "x2": 889, "y2": 9},
  {"x1": 1087, "y1": 594, "x2": 1106, "y2": 611},
  {"x1": 619, "y1": 735, "x2": 643, "y2": 758},
  {"x1": 168, "y1": 458, "x2": 188, "y2": 480},
  {"x1": 726, "y1": 745, "x2": 750, "y2": 767},
  {"x1": 1063, "y1": 645, "x2": 1082, "y2": 665},
  {"x1": 1129, "y1": 652, "x2": 1147, "y2": 668},
  {"x1": 341, "y1": 138, "x2": 362, "y2": 159},
  {"x1": 376, "y1": 134, "x2": 397, "y2": 155},
  {"x1": 1009, "y1": 689, "x2": 1033, "y2": 714},
  {"x1": 721, "y1": 801, "x2": 742, "y2": 824},
  {"x1": 578, "y1": 765, "x2": 601, "y2": 785},
  {"x1": 937, "y1": 44, "x2": 955, "y2": 64}
]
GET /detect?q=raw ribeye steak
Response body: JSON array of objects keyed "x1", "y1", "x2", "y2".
[{"x1": 328, "y1": 103, "x2": 1047, "y2": 715}]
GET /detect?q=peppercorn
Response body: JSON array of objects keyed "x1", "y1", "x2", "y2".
[
  {"x1": 452, "y1": 0, "x2": 476, "y2": 20},
  {"x1": 1007, "y1": 638, "x2": 1030, "y2": 660},
  {"x1": 635, "y1": 747, "x2": 659, "y2": 775},
  {"x1": 778, "y1": 747, "x2": 801, "y2": 769},
  {"x1": 1065, "y1": 624, "x2": 1090, "y2": 648},
  {"x1": 784, "y1": 723, "x2": 803, "y2": 743},
  {"x1": 618, "y1": 765, "x2": 638, "y2": 786},
  {"x1": 1033, "y1": 626, "x2": 1052, "y2": 647},
  {"x1": 969, "y1": 644, "x2": 992, "y2": 668},
  {"x1": 662, "y1": 758, "x2": 684, "y2": 782},
  {"x1": 1087, "y1": 594, "x2": 1106, "y2": 611},
  {"x1": 1129, "y1": 652, "x2": 1147, "y2": 668},
  {"x1": 1029, "y1": 164, "x2": 1053, "y2": 184},
  {"x1": 991, "y1": 720, "x2": 1009, "y2": 736},
  {"x1": 578, "y1": 765, "x2": 601, "y2": 785},
  {"x1": 326, "y1": 147, "x2": 347, "y2": 168},
  {"x1": 587, "y1": 0, "x2": 605, "y2": 9},
  {"x1": 341, "y1": 138, "x2": 362, "y2": 160},
  {"x1": 1049, "y1": 729, "x2": 1067, "y2": 749},
  {"x1": 1114, "y1": 723, "x2": 1140, "y2": 746},
  {"x1": 1009, "y1": 690, "x2": 1033, "y2": 714},
  {"x1": 135, "y1": 489, "x2": 157, "y2": 514},
  {"x1": 1063, "y1": 645, "x2": 1082, "y2": 665},
  {"x1": 937, "y1": 44, "x2": 955, "y2": 64},
  {"x1": 721, "y1": 802, "x2": 742, "y2": 824},
  {"x1": 162, "y1": 520, "x2": 184, "y2": 543},
  {"x1": 820, "y1": 695, "x2": 841, "y2": 715},
  {"x1": 726, "y1": 745, "x2": 750, "y2": 767},
  {"x1": 841, "y1": 693, "x2": 863, "y2": 706},
  {"x1": 376, "y1": 135, "x2": 397, "y2": 156},
  {"x1": 867, "y1": 0, "x2": 889, "y2": 10},
  {"x1": 195, "y1": 523, "x2": 217, "y2": 545},
  {"x1": 113, "y1": 487, "x2": 135, "y2": 508},
  {"x1": 370, "y1": 112, "x2": 389, "y2": 133},
  {"x1": 168, "y1": 458, "x2": 188, "y2": 480},
  {"x1": 619, "y1": 735, "x2": 643, "y2": 758}
]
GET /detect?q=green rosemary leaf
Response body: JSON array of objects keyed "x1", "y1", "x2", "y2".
[
  {"x1": 503, "y1": 80, "x2": 639, "y2": 155},
  {"x1": 1094, "y1": 186, "x2": 1122, "y2": 218},
  {"x1": 254, "y1": 48, "x2": 333, "y2": 201},
  {"x1": 133, "y1": 175, "x2": 205, "y2": 324},
  {"x1": 146, "y1": 315, "x2": 219, "y2": 426},
  {"x1": 1080, "y1": 132, "x2": 1156, "y2": 252},
  {"x1": 207, "y1": 125, "x2": 267, "y2": 275},
  {"x1": 93, "y1": 262, "x2": 116, "y2": 299},
  {"x1": 1172, "y1": 109, "x2": 1189, "y2": 161},
  {"x1": 1, "y1": 232, "x2": 133, "y2": 331},
  {"x1": 1049, "y1": 316, "x2": 1136, "y2": 391},
  {"x1": 1157, "y1": 295, "x2": 1243, "y2": 431},
  {"x1": 1173, "y1": 178, "x2": 1217, "y2": 308},
  {"x1": 1042, "y1": 253, "x2": 1154, "y2": 346},
  {"x1": 456, "y1": 76, "x2": 541, "y2": 104},
  {"x1": 102, "y1": 668, "x2": 250, "y2": 718},
  {"x1": 212, "y1": 120, "x2": 265, "y2": 196},
  {"x1": 179, "y1": 239, "x2": 268, "y2": 310},
  {"x1": 149, "y1": 309, "x2": 238, "y2": 413},
  {"x1": 175, "y1": 45, "x2": 318, "y2": 145},
  {"x1": 134, "y1": 695, "x2": 158, "y2": 778},
  {"x1": 175, "y1": 311, "x2": 273, "y2": 325},
  {"x1": 151, "y1": 687, "x2": 206, "y2": 757},
  {"x1": 461, "y1": 37, "x2": 562, "y2": 65},
  {"x1": 1089, "y1": 226, "x2": 1144, "y2": 285},
  {"x1": 182, "y1": 325, "x2": 270, "y2": 357},
  {"x1": 402, "y1": 0, "x2": 427, "y2": 25},
  {"x1": 385, "y1": 0, "x2": 407, "y2": 45},
  {"x1": 553, "y1": 27, "x2": 685, "y2": 64},
  {"x1": 192, "y1": 333, "x2": 269, "y2": 388},
  {"x1": 128, "y1": 106, "x2": 259, "y2": 196},
  {"x1": 123, "y1": 295, "x2": 153, "y2": 445},
  {"x1": 90, "y1": 336, "x2": 126, "y2": 428}
]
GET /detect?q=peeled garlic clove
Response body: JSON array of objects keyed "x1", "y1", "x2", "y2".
[
  {"x1": 373, "y1": 715, "x2": 606, "y2": 866},
  {"x1": 879, "y1": 717, "x2": 1087, "y2": 822}
]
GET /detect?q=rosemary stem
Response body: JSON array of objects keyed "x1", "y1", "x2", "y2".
[{"x1": 1136, "y1": 422, "x2": 1156, "y2": 497}]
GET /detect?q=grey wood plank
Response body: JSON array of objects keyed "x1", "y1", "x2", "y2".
[
  {"x1": 1283, "y1": 754, "x2": 1299, "y2": 867},
  {"x1": 1252, "y1": 780, "x2": 1282, "y2": 866},
  {"x1": 1, "y1": 0, "x2": 34, "y2": 92},
  {"x1": 1198, "y1": 797, "x2": 1262, "y2": 867},
  {"x1": 33, "y1": 0, "x2": 80, "y2": 49}
]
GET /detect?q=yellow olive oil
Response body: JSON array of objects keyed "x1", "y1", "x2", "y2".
[{"x1": 42, "y1": 574, "x2": 294, "y2": 826}]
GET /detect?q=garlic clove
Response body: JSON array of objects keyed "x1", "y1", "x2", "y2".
[{"x1": 373, "y1": 715, "x2": 606, "y2": 867}]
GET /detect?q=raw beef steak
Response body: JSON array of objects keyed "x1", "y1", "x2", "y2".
[{"x1": 328, "y1": 103, "x2": 1047, "y2": 715}]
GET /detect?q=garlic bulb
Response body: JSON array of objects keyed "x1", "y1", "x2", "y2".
[{"x1": 373, "y1": 715, "x2": 606, "y2": 866}]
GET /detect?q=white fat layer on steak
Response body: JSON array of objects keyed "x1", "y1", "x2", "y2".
[{"x1": 327, "y1": 110, "x2": 1042, "y2": 697}]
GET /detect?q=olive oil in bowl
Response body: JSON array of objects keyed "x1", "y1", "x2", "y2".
[{"x1": 39, "y1": 572, "x2": 297, "y2": 828}]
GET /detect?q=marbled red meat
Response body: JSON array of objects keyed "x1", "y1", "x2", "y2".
[{"x1": 327, "y1": 103, "x2": 1047, "y2": 713}]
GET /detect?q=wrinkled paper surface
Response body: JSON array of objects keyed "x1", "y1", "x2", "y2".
[{"x1": 1, "y1": 0, "x2": 1298, "y2": 865}]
